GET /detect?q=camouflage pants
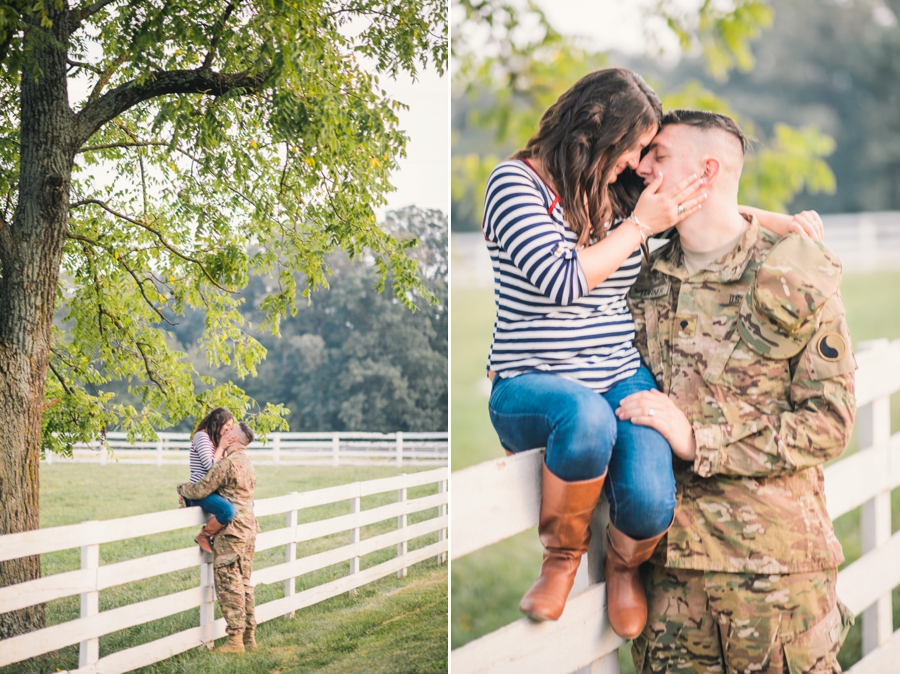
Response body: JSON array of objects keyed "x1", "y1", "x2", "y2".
[
  {"x1": 213, "y1": 534, "x2": 256, "y2": 636},
  {"x1": 632, "y1": 564, "x2": 852, "y2": 674}
]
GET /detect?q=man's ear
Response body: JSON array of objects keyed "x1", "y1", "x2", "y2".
[{"x1": 701, "y1": 157, "x2": 721, "y2": 184}]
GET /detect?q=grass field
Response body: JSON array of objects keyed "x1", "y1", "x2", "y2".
[
  {"x1": 450, "y1": 269, "x2": 900, "y2": 671},
  {"x1": 4, "y1": 464, "x2": 448, "y2": 674}
]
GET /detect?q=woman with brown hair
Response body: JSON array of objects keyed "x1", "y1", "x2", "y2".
[
  {"x1": 483, "y1": 67, "x2": 806, "y2": 637},
  {"x1": 184, "y1": 407, "x2": 238, "y2": 552}
]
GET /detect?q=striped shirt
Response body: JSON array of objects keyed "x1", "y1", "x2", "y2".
[
  {"x1": 483, "y1": 159, "x2": 642, "y2": 393},
  {"x1": 189, "y1": 430, "x2": 216, "y2": 484}
]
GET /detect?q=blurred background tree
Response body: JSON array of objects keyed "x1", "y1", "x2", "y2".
[{"x1": 450, "y1": 0, "x2": 900, "y2": 233}]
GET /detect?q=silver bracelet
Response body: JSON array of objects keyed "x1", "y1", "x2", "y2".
[{"x1": 626, "y1": 213, "x2": 652, "y2": 244}]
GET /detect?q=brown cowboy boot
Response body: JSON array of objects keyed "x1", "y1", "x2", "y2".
[
  {"x1": 243, "y1": 627, "x2": 257, "y2": 650},
  {"x1": 217, "y1": 633, "x2": 245, "y2": 653},
  {"x1": 519, "y1": 462, "x2": 606, "y2": 622},
  {"x1": 604, "y1": 522, "x2": 671, "y2": 639},
  {"x1": 194, "y1": 517, "x2": 226, "y2": 554}
]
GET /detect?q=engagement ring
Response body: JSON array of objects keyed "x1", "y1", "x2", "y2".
[
  {"x1": 648, "y1": 408, "x2": 655, "y2": 417},
  {"x1": 677, "y1": 204, "x2": 685, "y2": 215}
]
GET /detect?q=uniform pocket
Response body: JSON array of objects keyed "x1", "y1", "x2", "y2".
[
  {"x1": 782, "y1": 603, "x2": 844, "y2": 674},
  {"x1": 214, "y1": 552, "x2": 239, "y2": 569}
]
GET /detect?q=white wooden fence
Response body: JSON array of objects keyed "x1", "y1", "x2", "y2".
[
  {"x1": 0, "y1": 468, "x2": 448, "y2": 673},
  {"x1": 44, "y1": 431, "x2": 448, "y2": 467},
  {"x1": 451, "y1": 339, "x2": 900, "y2": 673}
]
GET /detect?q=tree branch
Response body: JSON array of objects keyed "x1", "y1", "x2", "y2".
[
  {"x1": 48, "y1": 361, "x2": 75, "y2": 397},
  {"x1": 77, "y1": 141, "x2": 169, "y2": 153},
  {"x1": 134, "y1": 340, "x2": 167, "y2": 393},
  {"x1": 88, "y1": 52, "x2": 129, "y2": 102},
  {"x1": 202, "y1": 2, "x2": 236, "y2": 70},
  {"x1": 75, "y1": 67, "x2": 268, "y2": 147},
  {"x1": 66, "y1": 229, "x2": 177, "y2": 325},
  {"x1": 70, "y1": 198, "x2": 238, "y2": 293},
  {"x1": 67, "y1": 57, "x2": 103, "y2": 75},
  {"x1": 74, "y1": 0, "x2": 121, "y2": 23}
]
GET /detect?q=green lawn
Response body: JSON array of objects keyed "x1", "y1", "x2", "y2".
[
  {"x1": 450, "y1": 270, "x2": 900, "y2": 671},
  {"x1": 4, "y1": 464, "x2": 448, "y2": 674}
]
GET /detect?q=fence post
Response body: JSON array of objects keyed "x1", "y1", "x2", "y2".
[
  {"x1": 79, "y1": 539, "x2": 100, "y2": 668},
  {"x1": 397, "y1": 478, "x2": 408, "y2": 578},
  {"x1": 199, "y1": 555, "x2": 215, "y2": 648},
  {"x1": 45, "y1": 449, "x2": 52, "y2": 465},
  {"x1": 859, "y1": 390, "x2": 893, "y2": 656},
  {"x1": 332, "y1": 433, "x2": 340, "y2": 468},
  {"x1": 273, "y1": 434, "x2": 281, "y2": 465},
  {"x1": 395, "y1": 432, "x2": 404, "y2": 467},
  {"x1": 285, "y1": 493, "x2": 298, "y2": 617},
  {"x1": 349, "y1": 490, "x2": 361, "y2": 596},
  {"x1": 157, "y1": 435, "x2": 164, "y2": 466},
  {"x1": 100, "y1": 438, "x2": 107, "y2": 466},
  {"x1": 437, "y1": 479, "x2": 446, "y2": 565}
]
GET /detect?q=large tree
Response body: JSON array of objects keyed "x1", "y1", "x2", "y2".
[{"x1": 0, "y1": 0, "x2": 445, "y2": 637}]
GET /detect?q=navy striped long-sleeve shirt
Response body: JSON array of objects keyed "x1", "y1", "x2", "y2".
[
  {"x1": 189, "y1": 430, "x2": 217, "y2": 484},
  {"x1": 483, "y1": 160, "x2": 642, "y2": 393}
]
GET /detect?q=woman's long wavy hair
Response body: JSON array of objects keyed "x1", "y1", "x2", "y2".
[
  {"x1": 194, "y1": 407, "x2": 234, "y2": 448},
  {"x1": 513, "y1": 68, "x2": 662, "y2": 247}
]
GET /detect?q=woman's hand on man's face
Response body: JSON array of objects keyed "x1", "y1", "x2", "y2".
[
  {"x1": 616, "y1": 389, "x2": 697, "y2": 462},
  {"x1": 632, "y1": 172, "x2": 708, "y2": 235}
]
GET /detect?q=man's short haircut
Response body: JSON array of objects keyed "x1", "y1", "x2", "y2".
[
  {"x1": 238, "y1": 422, "x2": 255, "y2": 445},
  {"x1": 660, "y1": 109, "x2": 749, "y2": 154}
]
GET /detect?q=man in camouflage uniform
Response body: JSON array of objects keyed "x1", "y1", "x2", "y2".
[
  {"x1": 618, "y1": 110, "x2": 856, "y2": 673},
  {"x1": 178, "y1": 421, "x2": 258, "y2": 653}
]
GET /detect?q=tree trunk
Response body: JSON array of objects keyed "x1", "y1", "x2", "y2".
[{"x1": 0, "y1": 4, "x2": 76, "y2": 639}]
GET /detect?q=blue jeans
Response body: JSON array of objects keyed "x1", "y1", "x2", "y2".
[
  {"x1": 488, "y1": 365, "x2": 676, "y2": 539},
  {"x1": 185, "y1": 492, "x2": 236, "y2": 525}
]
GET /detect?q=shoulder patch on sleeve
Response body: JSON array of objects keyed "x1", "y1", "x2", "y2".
[{"x1": 804, "y1": 297, "x2": 856, "y2": 381}]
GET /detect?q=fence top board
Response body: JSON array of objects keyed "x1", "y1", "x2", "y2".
[
  {"x1": 0, "y1": 467, "x2": 447, "y2": 563},
  {"x1": 89, "y1": 431, "x2": 448, "y2": 440}
]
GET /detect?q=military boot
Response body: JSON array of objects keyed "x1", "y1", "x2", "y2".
[
  {"x1": 243, "y1": 628, "x2": 257, "y2": 650},
  {"x1": 217, "y1": 633, "x2": 245, "y2": 653},
  {"x1": 519, "y1": 462, "x2": 606, "y2": 621}
]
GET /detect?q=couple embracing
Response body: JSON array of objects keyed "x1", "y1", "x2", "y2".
[{"x1": 483, "y1": 68, "x2": 855, "y2": 673}]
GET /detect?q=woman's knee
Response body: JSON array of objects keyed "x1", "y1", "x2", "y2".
[
  {"x1": 613, "y1": 481, "x2": 676, "y2": 539},
  {"x1": 218, "y1": 500, "x2": 237, "y2": 524},
  {"x1": 547, "y1": 395, "x2": 616, "y2": 479}
]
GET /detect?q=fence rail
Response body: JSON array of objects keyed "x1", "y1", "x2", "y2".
[
  {"x1": 0, "y1": 468, "x2": 448, "y2": 673},
  {"x1": 44, "y1": 431, "x2": 448, "y2": 468},
  {"x1": 451, "y1": 338, "x2": 900, "y2": 674}
]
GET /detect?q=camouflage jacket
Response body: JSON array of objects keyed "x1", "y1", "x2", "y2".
[
  {"x1": 178, "y1": 445, "x2": 258, "y2": 542},
  {"x1": 628, "y1": 220, "x2": 856, "y2": 574}
]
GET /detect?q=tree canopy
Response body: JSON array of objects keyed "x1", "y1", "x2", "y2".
[{"x1": 0, "y1": 0, "x2": 446, "y2": 452}]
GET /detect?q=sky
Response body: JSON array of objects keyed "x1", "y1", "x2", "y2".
[
  {"x1": 535, "y1": 0, "x2": 684, "y2": 58},
  {"x1": 378, "y1": 65, "x2": 449, "y2": 218}
]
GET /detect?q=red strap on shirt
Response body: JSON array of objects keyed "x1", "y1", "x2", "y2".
[{"x1": 521, "y1": 159, "x2": 560, "y2": 215}]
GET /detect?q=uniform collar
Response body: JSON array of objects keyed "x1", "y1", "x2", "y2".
[{"x1": 652, "y1": 214, "x2": 760, "y2": 283}]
